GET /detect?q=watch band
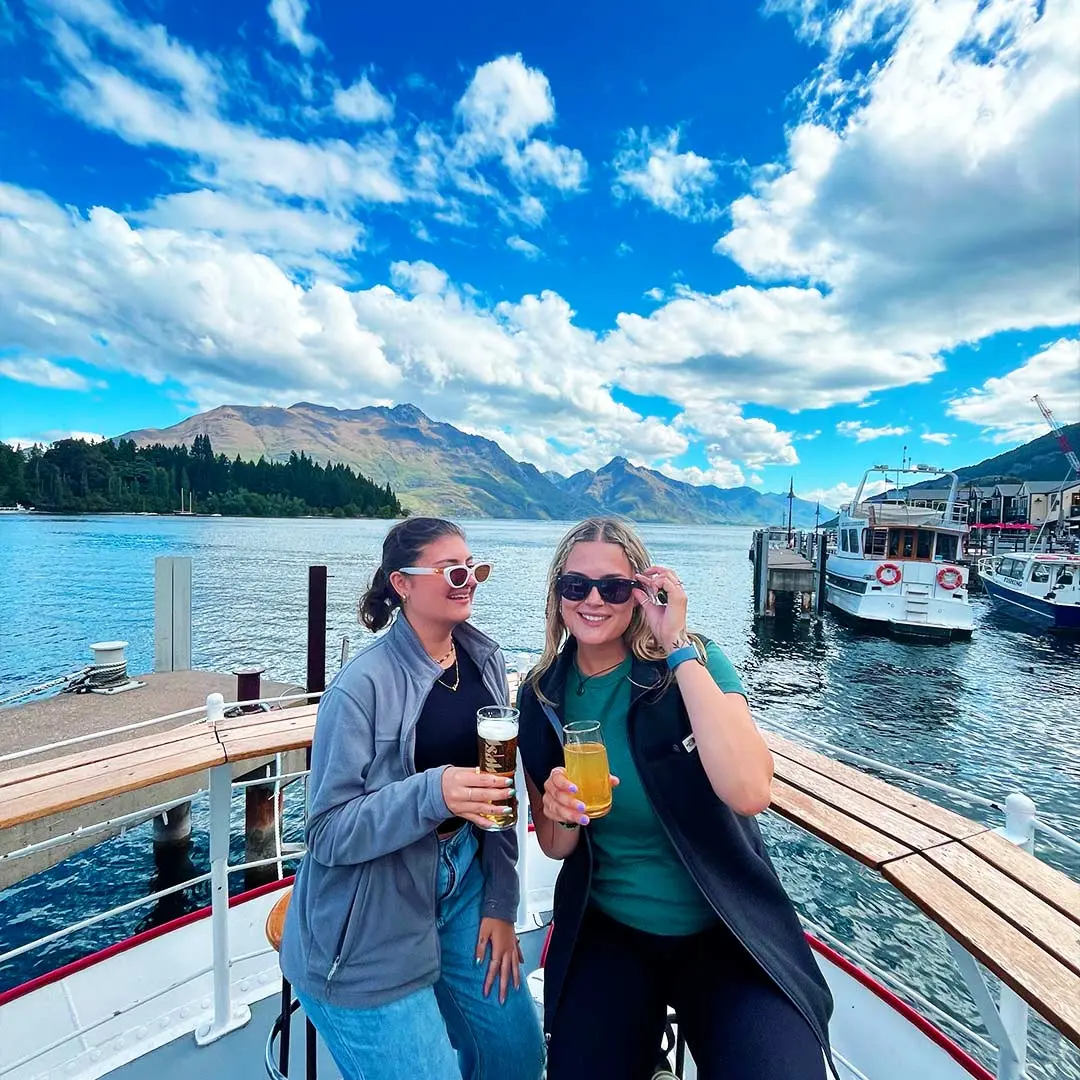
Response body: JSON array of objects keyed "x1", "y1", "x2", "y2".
[{"x1": 666, "y1": 643, "x2": 699, "y2": 671}]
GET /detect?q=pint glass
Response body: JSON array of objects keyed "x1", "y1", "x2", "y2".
[
  {"x1": 562, "y1": 720, "x2": 612, "y2": 818},
  {"x1": 476, "y1": 705, "x2": 519, "y2": 831}
]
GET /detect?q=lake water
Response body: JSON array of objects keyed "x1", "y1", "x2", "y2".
[{"x1": 1, "y1": 514, "x2": 1078, "y2": 1077}]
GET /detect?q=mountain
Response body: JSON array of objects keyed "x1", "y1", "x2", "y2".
[
  {"x1": 553, "y1": 457, "x2": 822, "y2": 527},
  {"x1": 120, "y1": 402, "x2": 822, "y2": 524},
  {"x1": 954, "y1": 424, "x2": 1080, "y2": 484},
  {"x1": 121, "y1": 402, "x2": 596, "y2": 520}
]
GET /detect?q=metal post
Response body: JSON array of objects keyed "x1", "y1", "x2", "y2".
[
  {"x1": 307, "y1": 566, "x2": 328, "y2": 705},
  {"x1": 816, "y1": 544, "x2": 828, "y2": 616},
  {"x1": 195, "y1": 763, "x2": 251, "y2": 1045},
  {"x1": 154, "y1": 556, "x2": 192, "y2": 672}
]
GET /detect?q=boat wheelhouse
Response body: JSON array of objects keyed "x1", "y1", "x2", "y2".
[
  {"x1": 978, "y1": 552, "x2": 1080, "y2": 632},
  {"x1": 826, "y1": 466, "x2": 972, "y2": 640}
]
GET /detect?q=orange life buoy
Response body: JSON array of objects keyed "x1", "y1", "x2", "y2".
[
  {"x1": 876, "y1": 563, "x2": 902, "y2": 586},
  {"x1": 937, "y1": 566, "x2": 963, "y2": 590}
]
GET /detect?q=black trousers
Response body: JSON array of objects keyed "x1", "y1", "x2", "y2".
[{"x1": 545, "y1": 906, "x2": 827, "y2": 1080}]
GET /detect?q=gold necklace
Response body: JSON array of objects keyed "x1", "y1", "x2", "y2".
[
  {"x1": 438, "y1": 655, "x2": 460, "y2": 691},
  {"x1": 433, "y1": 642, "x2": 455, "y2": 665}
]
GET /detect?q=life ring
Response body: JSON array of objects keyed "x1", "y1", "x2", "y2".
[
  {"x1": 937, "y1": 566, "x2": 963, "y2": 591},
  {"x1": 876, "y1": 563, "x2": 902, "y2": 586}
]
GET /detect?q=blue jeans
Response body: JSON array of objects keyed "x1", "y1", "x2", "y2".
[{"x1": 297, "y1": 825, "x2": 544, "y2": 1080}]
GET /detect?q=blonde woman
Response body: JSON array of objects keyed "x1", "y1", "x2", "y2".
[{"x1": 518, "y1": 518, "x2": 834, "y2": 1080}]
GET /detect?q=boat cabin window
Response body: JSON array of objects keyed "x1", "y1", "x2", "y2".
[
  {"x1": 935, "y1": 533, "x2": 959, "y2": 562},
  {"x1": 1055, "y1": 566, "x2": 1075, "y2": 587},
  {"x1": 868, "y1": 528, "x2": 887, "y2": 557},
  {"x1": 1030, "y1": 563, "x2": 1051, "y2": 584},
  {"x1": 847, "y1": 528, "x2": 860, "y2": 553},
  {"x1": 917, "y1": 531, "x2": 933, "y2": 560},
  {"x1": 998, "y1": 558, "x2": 1025, "y2": 583}
]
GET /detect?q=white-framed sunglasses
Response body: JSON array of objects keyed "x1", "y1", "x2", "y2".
[{"x1": 397, "y1": 563, "x2": 492, "y2": 589}]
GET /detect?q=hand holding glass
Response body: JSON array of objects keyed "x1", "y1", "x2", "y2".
[
  {"x1": 476, "y1": 706, "x2": 519, "y2": 831},
  {"x1": 562, "y1": 720, "x2": 612, "y2": 818}
]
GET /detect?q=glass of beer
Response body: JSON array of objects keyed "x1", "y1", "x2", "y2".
[
  {"x1": 562, "y1": 721, "x2": 612, "y2": 818},
  {"x1": 476, "y1": 706, "x2": 519, "y2": 831}
]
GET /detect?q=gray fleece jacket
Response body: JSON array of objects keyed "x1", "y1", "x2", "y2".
[{"x1": 279, "y1": 615, "x2": 518, "y2": 1008}]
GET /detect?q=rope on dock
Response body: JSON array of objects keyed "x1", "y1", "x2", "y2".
[{"x1": 0, "y1": 667, "x2": 91, "y2": 708}]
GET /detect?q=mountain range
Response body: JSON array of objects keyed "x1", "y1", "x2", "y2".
[{"x1": 120, "y1": 402, "x2": 823, "y2": 525}]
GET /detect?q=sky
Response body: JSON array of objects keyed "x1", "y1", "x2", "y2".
[{"x1": 0, "y1": 0, "x2": 1077, "y2": 509}]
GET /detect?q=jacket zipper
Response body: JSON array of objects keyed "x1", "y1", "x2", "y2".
[{"x1": 627, "y1": 697, "x2": 839, "y2": 1080}]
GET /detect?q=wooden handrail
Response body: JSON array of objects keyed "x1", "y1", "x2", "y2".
[{"x1": 1, "y1": 701, "x2": 1077, "y2": 1046}]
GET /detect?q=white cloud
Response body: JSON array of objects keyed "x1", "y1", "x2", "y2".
[
  {"x1": 947, "y1": 337, "x2": 1080, "y2": 443},
  {"x1": 921, "y1": 431, "x2": 954, "y2": 446},
  {"x1": 719, "y1": 0, "x2": 1080, "y2": 357},
  {"x1": 0, "y1": 356, "x2": 104, "y2": 391},
  {"x1": 659, "y1": 461, "x2": 746, "y2": 488},
  {"x1": 39, "y1": 11, "x2": 405, "y2": 206},
  {"x1": 267, "y1": 0, "x2": 319, "y2": 56},
  {"x1": 333, "y1": 75, "x2": 394, "y2": 124},
  {"x1": 453, "y1": 55, "x2": 587, "y2": 192},
  {"x1": 801, "y1": 478, "x2": 890, "y2": 511},
  {"x1": 644, "y1": 287, "x2": 664, "y2": 301},
  {"x1": 136, "y1": 190, "x2": 364, "y2": 277},
  {"x1": 616, "y1": 242, "x2": 633, "y2": 257},
  {"x1": 613, "y1": 128, "x2": 717, "y2": 220},
  {"x1": 506, "y1": 235, "x2": 542, "y2": 260},
  {"x1": 603, "y1": 284, "x2": 943, "y2": 411},
  {"x1": 4, "y1": 430, "x2": 106, "y2": 447},
  {"x1": 836, "y1": 420, "x2": 910, "y2": 441}
]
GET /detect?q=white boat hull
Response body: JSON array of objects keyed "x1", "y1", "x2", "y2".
[{"x1": 826, "y1": 556, "x2": 973, "y2": 640}]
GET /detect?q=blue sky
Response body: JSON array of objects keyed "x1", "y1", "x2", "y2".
[{"x1": 0, "y1": 0, "x2": 1077, "y2": 508}]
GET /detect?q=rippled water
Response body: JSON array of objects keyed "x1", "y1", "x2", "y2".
[{"x1": 2, "y1": 515, "x2": 1078, "y2": 1076}]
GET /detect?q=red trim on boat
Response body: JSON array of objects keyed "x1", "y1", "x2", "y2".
[
  {"x1": 0, "y1": 876, "x2": 295, "y2": 1008},
  {"x1": 806, "y1": 933, "x2": 994, "y2": 1080}
]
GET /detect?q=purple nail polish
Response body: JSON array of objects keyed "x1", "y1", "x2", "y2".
[
  {"x1": 568, "y1": 784, "x2": 578, "y2": 793},
  {"x1": 576, "y1": 802, "x2": 585, "y2": 812},
  {"x1": 579, "y1": 815, "x2": 589, "y2": 825}
]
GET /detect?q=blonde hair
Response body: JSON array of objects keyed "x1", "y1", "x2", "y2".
[{"x1": 527, "y1": 517, "x2": 678, "y2": 701}]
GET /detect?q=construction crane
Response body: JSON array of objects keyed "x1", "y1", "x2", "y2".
[{"x1": 1032, "y1": 394, "x2": 1080, "y2": 475}]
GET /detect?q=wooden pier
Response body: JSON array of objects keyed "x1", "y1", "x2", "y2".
[
  {"x1": 0, "y1": 556, "x2": 323, "y2": 891},
  {"x1": 751, "y1": 528, "x2": 829, "y2": 618}
]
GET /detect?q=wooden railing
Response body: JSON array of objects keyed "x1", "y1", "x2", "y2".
[{"x1": 1, "y1": 699, "x2": 1078, "y2": 1074}]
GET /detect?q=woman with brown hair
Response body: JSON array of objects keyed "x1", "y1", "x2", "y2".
[
  {"x1": 280, "y1": 517, "x2": 544, "y2": 1080},
  {"x1": 517, "y1": 517, "x2": 834, "y2": 1079}
]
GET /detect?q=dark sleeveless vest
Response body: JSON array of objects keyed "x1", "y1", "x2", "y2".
[{"x1": 517, "y1": 640, "x2": 834, "y2": 1067}]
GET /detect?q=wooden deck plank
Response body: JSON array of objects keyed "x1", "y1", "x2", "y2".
[
  {"x1": 884, "y1": 855, "x2": 1080, "y2": 1046},
  {"x1": 924, "y1": 844, "x2": 1080, "y2": 976},
  {"x1": 0, "y1": 723, "x2": 212, "y2": 788},
  {"x1": 0, "y1": 731, "x2": 219, "y2": 801},
  {"x1": 0, "y1": 741, "x2": 225, "y2": 829},
  {"x1": 765, "y1": 732, "x2": 986, "y2": 841},
  {"x1": 961, "y1": 830, "x2": 1080, "y2": 926},
  {"x1": 769, "y1": 779, "x2": 912, "y2": 868},
  {"x1": 769, "y1": 755, "x2": 954, "y2": 851},
  {"x1": 212, "y1": 704, "x2": 318, "y2": 735}
]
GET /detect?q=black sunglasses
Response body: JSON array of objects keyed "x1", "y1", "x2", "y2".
[{"x1": 555, "y1": 572, "x2": 637, "y2": 604}]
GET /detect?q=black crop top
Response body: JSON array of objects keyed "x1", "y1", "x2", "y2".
[{"x1": 413, "y1": 646, "x2": 497, "y2": 775}]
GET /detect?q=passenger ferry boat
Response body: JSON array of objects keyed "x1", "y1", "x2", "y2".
[
  {"x1": 0, "y1": 687, "x2": 1077, "y2": 1080},
  {"x1": 978, "y1": 552, "x2": 1080, "y2": 632},
  {"x1": 826, "y1": 466, "x2": 972, "y2": 640}
]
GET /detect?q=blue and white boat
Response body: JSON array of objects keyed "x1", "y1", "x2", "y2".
[{"x1": 978, "y1": 552, "x2": 1080, "y2": 632}]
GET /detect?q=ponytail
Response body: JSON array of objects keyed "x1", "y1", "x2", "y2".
[
  {"x1": 358, "y1": 565, "x2": 399, "y2": 632},
  {"x1": 357, "y1": 517, "x2": 466, "y2": 634}
]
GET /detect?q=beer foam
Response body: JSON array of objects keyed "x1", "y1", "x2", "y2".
[{"x1": 477, "y1": 719, "x2": 517, "y2": 740}]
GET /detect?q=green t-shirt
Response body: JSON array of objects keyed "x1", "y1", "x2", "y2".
[{"x1": 564, "y1": 642, "x2": 747, "y2": 937}]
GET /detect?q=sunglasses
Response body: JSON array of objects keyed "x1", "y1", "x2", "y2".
[
  {"x1": 555, "y1": 572, "x2": 637, "y2": 604},
  {"x1": 398, "y1": 562, "x2": 492, "y2": 589}
]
